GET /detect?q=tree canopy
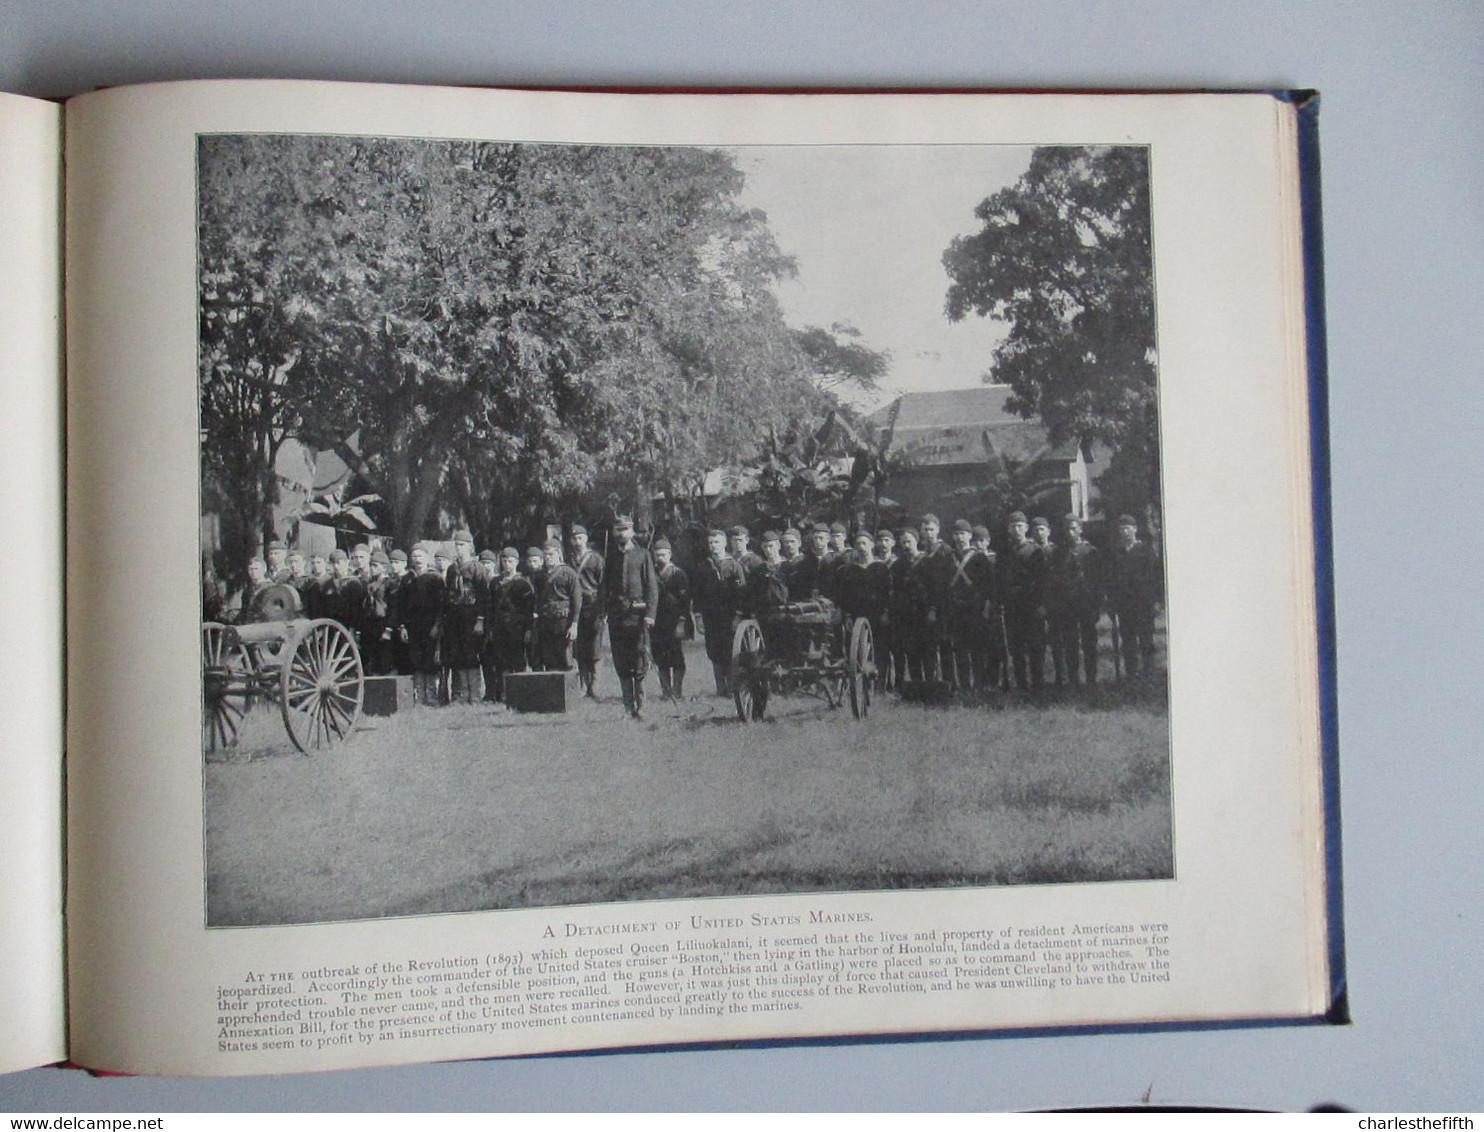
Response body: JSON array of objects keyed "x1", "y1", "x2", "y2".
[
  {"x1": 199, "y1": 135, "x2": 830, "y2": 570},
  {"x1": 942, "y1": 146, "x2": 1160, "y2": 516}
]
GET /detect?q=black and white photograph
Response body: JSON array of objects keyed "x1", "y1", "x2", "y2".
[{"x1": 197, "y1": 133, "x2": 1172, "y2": 928}]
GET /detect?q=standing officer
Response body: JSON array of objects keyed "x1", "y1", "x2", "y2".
[
  {"x1": 484, "y1": 547, "x2": 536, "y2": 702},
  {"x1": 401, "y1": 542, "x2": 445, "y2": 706},
  {"x1": 692, "y1": 527, "x2": 746, "y2": 695},
  {"x1": 999, "y1": 511, "x2": 1049, "y2": 690},
  {"x1": 651, "y1": 536, "x2": 695, "y2": 703},
  {"x1": 536, "y1": 539, "x2": 582, "y2": 672},
  {"x1": 1105, "y1": 514, "x2": 1161, "y2": 681},
  {"x1": 569, "y1": 524, "x2": 606, "y2": 698},
  {"x1": 1053, "y1": 515, "x2": 1103, "y2": 685},
  {"x1": 604, "y1": 517, "x2": 659, "y2": 719}
]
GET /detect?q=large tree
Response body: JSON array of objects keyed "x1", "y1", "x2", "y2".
[
  {"x1": 942, "y1": 145, "x2": 1159, "y2": 516},
  {"x1": 199, "y1": 135, "x2": 827, "y2": 557}
]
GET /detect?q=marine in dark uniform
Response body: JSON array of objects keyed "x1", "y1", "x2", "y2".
[
  {"x1": 884, "y1": 528, "x2": 920, "y2": 685},
  {"x1": 835, "y1": 531, "x2": 891, "y2": 684},
  {"x1": 604, "y1": 516, "x2": 659, "y2": 719},
  {"x1": 1105, "y1": 514, "x2": 1162, "y2": 680},
  {"x1": 1029, "y1": 517, "x2": 1064, "y2": 683},
  {"x1": 303, "y1": 553, "x2": 330, "y2": 620},
  {"x1": 386, "y1": 548, "x2": 412, "y2": 675},
  {"x1": 362, "y1": 549, "x2": 394, "y2": 675},
  {"x1": 569, "y1": 524, "x2": 606, "y2": 698},
  {"x1": 915, "y1": 514, "x2": 955, "y2": 682},
  {"x1": 228, "y1": 556, "x2": 270, "y2": 624},
  {"x1": 872, "y1": 530, "x2": 899, "y2": 691},
  {"x1": 728, "y1": 525, "x2": 765, "y2": 616},
  {"x1": 650, "y1": 536, "x2": 695, "y2": 703},
  {"x1": 400, "y1": 543, "x2": 445, "y2": 705},
  {"x1": 535, "y1": 540, "x2": 582, "y2": 672},
  {"x1": 944, "y1": 519, "x2": 996, "y2": 691},
  {"x1": 1052, "y1": 515, "x2": 1103, "y2": 685},
  {"x1": 323, "y1": 549, "x2": 369, "y2": 649},
  {"x1": 787, "y1": 523, "x2": 837, "y2": 605},
  {"x1": 443, "y1": 529, "x2": 486, "y2": 704},
  {"x1": 781, "y1": 527, "x2": 803, "y2": 569},
  {"x1": 484, "y1": 547, "x2": 535, "y2": 702},
  {"x1": 265, "y1": 540, "x2": 290, "y2": 584},
  {"x1": 751, "y1": 530, "x2": 792, "y2": 615},
  {"x1": 999, "y1": 511, "x2": 1049, "y2": 690},
  {"x1": 828, "y1": 521, "x2": 849, "y2": 560},
  {"x1": 972, "y1": 525, "x2": 1003, "y2": 688},
  {"x1": 692, "y1": 527, "x2": 746, "y2": 695}
]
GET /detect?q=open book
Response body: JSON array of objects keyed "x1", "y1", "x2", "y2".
[{"x1": 1, "y1": 81, "x2": 1341, "y2": 1077}]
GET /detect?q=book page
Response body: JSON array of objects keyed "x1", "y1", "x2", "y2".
[
  {"x1": 0, "y1": 91, "x2": 67, "y2": 1074},
  {"x1": 65, "y1": 80, "x2": 1332, "y2": 1075}
]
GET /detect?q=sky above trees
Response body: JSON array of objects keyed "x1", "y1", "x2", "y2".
[{"x1": 736, "y1": 144, "x2": 1031, "y2": 410}]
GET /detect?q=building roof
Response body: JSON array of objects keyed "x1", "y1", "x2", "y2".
[
  {"x1": 868, "y1": 386, "x2": 1081, "y2": 470},
  {"x1": 865, "y1": 385, "x2": 1021, "y2": 431}
]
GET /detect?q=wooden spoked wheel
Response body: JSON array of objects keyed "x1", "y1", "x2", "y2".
[
  {"x1": 731, "y1": 618, "x2": 769, "y2": 723},
  {"x1": 202, "y1": 622, "x2": 252, "y2": 751},
  {"x1": 279, "y1": 619, "x2": 364, "y2": 752},
  {"x1": 847, "y1": 617, "x2": 875, "y2": 720}
]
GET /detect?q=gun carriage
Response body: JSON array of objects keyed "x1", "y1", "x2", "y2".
[
  {"x1": 729, "y1": 598, "x2": 875, "y2": 724},
  {"x1": 201, "y1": 584, "x2": 365, "y2": 753}
]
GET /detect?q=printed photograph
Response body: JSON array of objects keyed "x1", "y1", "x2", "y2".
[{"x1": 196, "y1": 134, "x2": 1171, "y2": 927}]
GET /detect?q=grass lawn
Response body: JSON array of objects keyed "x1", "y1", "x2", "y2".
[{"x1": 205, "y1": 643, "x2": 1171, "y2": 926}]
